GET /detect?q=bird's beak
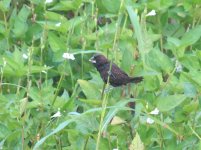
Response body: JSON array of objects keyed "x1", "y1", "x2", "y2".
[{"x1": 89, "y1": 56, "x2": 96, "y2": 63}]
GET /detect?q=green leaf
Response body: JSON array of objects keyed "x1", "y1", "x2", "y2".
[
  {"x1": 157, "y1": 94, "x2": 186, "y2": 112},
  {"x1": 101, "y1": 0, "x2": 121, "y2": 14},
  {"x1": 145, "y1": 48, "x2": 173, "y2": 73},
  {"x1": 180, "y1": 25, "x2": 201, "y2": 48},
  {"x1": 179, "y1": 54, "x2": 200, "y2": 71},
  {"x1": 48, "y1": 31, "x2": 66, "y2": 52},
  {"x1": 78, "y1": 79, "x2": 101, "y2": 99},
  {"x1": 183, "y1": 82, "x2": 196, "y2": 98},
  {"x1": 0, "y1": 0, "x2": 11, "y2": 12},
  {"x1": 49, "y1": 0, "x2": 82, "y2": 11},
  {"x1": 126, "y1": 6, "x2": 145, "y2": 54},
  {"x1": 12, "y1": 5, "x2": 31, "y2": 37},
  {"x1": 0, "y1": 123, "x2": 10, "y2": 138},
  {"x1": 129, "y1": 132, "x2": 144, "y2": 150},
  {"x1": 181, "y1": 71, "x2": 201, "y2": 89},
  {"x1": 121, "y1": 49, "x2": 134, "y2": 73},
  {"x1": 144, "y1": 76, "x2": 160, "y2": 91}
]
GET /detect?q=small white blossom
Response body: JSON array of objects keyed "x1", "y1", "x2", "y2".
[
  {"x1": 150, "y1": 108, "x2": 159, "y2": 115},
  {"x1": 146, "y1": 10, "x2": 156, "y2": 16},
  {"x1": 22, "y1": 54, "x2": 28, "y2": 59},
  {"x1": 45, "y1": 0, "x2": 53, "y2": 4},
  {"x1": 51, "y1": 109, "x2": 61, "y2": 118},
  {"x1": 62, "y1": 53, "x2": 75, "y2": 60},
  {"x1": 146, "y1": 117, "x2": 154, "y2": 124},
  {"x1": 55, "y1": 22, "x2": 61, "y2": 27},
  {"x1": 175, "y1": 60, "x2": 183, "y2": 73},
  {"x1": 113, "y1": 149, "x2": 118, "y2": 150}
]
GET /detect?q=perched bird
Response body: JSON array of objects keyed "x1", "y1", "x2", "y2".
[{"x1": 89, "y1": 54, "x2": 143, "y2": 87}]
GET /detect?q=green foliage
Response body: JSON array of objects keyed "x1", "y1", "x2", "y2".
[{"x1": 0, "y1": 0, "x2": 201, "y2": 149}]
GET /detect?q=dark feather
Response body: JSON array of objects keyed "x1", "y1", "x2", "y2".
[{"x1": 89, "y1": 54, "x2": 143, "y2": 87}]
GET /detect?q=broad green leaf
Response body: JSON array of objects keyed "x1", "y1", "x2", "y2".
[
  {"x1": 127, "y1": 6, "x2": 144, "y2": 54},
  {"x1": 0, "y1": 123, "x2": 10, "y2": 138},
  {"x1": 26, "y1": 24, "x2": 43, "y2": 42},
  {"x1": 129, "y1": 132, "x2": 144, "y2": 150},
  {"x1": 163, "y1": 23, "x2": 185, "y2": 37},
  {"x1": 121, "y1": 49, "x2": 134, "y2": 73},
  {"x1": 0, "y1": 0, "x2": 11, "y2": 12},
  {"x1": 101, "y1": 0, "x2": 121, "y2": 14},
  {"x1": 183, "y1": 100, "x2": 198, "y2": 113},
  {"x1": 145, "y1": 48, "x2": 173, "y2": 73},
  {"x1": 183, "y1": 82, "x2": 196, "y2": 98},
  {"x1": 144, "y1": 76, "x2": 160, "y2": 91},
  {"x1": 157, "y1": 94, "x2": 186, "y2": 111},
  {"x1": 48, "y1": 31, "x2": 66, "y2": 52},
  {"x1": 45, "y1": 11, "x2": 67, "y2": 21},
  {"x1": 49, "y1": 0, "x2": 82, "y2": 11},
  {"x1": 12, "y1": 5, "x2": 31, "y2": 37},
  {"x1": 167, "y1": 37, "x2": 181, "y2": 48},
  {"x1": 180, "y1": 25, "x2": 201, "y2": 48},
  {"x1": 78, "y1": 79, "x2": 101, "y2": 99},
  {"x1": 75, "y1": 114, "x2": 99, "y2": 134},
  {"x1": 179, "y1": 54, "x2": 200, "y2": 71},
  {"x1": 181, "y1": 71, "x2": 201, "y2": 89}
]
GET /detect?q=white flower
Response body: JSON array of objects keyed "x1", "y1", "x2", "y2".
[
  {"x1": 62, "y1": 53, "x2": 75, "y2": 60},
  {"x1": 45, "y1": 0, "x2": 53, "y2": 4},
  {"x1": 55, "y1": 22, "x2": 61, "y2": 27},
  {"x1": 146, "y1": 117, "x2": 154, "y2": 124},
  {"x1": 175, "y1": 60, "x2": 183, "y2": 73},
  {"x1": 113, "y1": 149, "x2": 118, "y2": 150},
  {"x1": 146, "y1": 10, "x2": 156, "y2": 16},
  {"x1": 22, "y1": 53, "x2": 28, "y2": 59},
  {"x1": 51, "y1": 109, "x2": 61, "y2": 118},
  {"x1": 150, "y1": 108, "x2": 159, "y2": 115}
]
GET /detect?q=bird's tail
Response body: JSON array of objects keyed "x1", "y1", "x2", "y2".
[{"x1": 129, "y1": 76, "x2": 143, "y2": 83}]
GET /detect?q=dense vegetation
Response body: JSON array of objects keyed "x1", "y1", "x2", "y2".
[{"x1": 0, "y1": 0, "x2": 201, "y2": 149}]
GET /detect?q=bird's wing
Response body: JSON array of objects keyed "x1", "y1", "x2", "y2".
[{"x1": 111, "y1": 63, "x2": 129, "y2": 78}]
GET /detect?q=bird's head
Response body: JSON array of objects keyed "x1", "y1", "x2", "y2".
[{"x1": 89, "y1": 54, "x2": 109, "y2": 67}]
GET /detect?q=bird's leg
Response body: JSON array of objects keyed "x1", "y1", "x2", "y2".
[
  {"x1": 104, "y1": 84, "x2": 113, "y2": 93},
  {"x1": 107, "y1": 70, "x2": 116, "y2": 79},
  {"x1": 128, "y1": 83, "x2": 131, "y2": 96},
  {"x1": 121, "y1": 85, "x2": 126, "y2": 97}
]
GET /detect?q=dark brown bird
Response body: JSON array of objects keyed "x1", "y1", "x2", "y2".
[{"x1": 89, "y1": 54, "x2": 143, "y2": 87}]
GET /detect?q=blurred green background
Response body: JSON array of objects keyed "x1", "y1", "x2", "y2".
[{"x1": 0, "y1": 0, "x2": 201, "y2": 149}]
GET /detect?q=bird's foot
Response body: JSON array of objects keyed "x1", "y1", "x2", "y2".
[{"x1": 107, "y1": 71, "x2": 116, "y2": 78}]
